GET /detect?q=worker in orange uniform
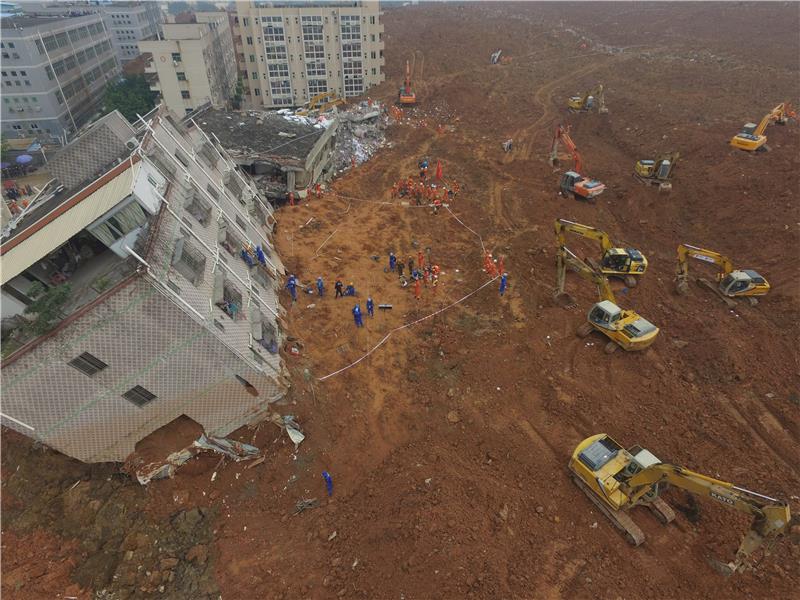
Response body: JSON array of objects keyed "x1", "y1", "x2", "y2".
[
  {"x1": 315, "y1": 183, "x2": 322, "y2": 198},
  {"x1": 288, "y1": 191, "x2": 295, "y2": 206},
  {"x1": 497, "y1": 255, "x2": 505, "y2": 276},
  {"x1": 418, "y1": 250, "x2": 425, "y2": 271},
  {"x1": 414, "y1": 277, "x2": 422, "y2": 301},
  {"x1": 351, "y1": 156, "x2": 356, "y2": 168}
]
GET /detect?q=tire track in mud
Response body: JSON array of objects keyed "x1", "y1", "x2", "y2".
[{"x1": 719, "y1": 394, "x2": 800, "y2": 478}]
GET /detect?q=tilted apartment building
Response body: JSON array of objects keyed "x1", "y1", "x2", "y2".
[
  {"x1": 233, "y1": 0, "x2": 385, "y2": 108},
  {"x1": 0, "y1": 13, "x2": 121, "y2": 140},
  {"x1": 0, "y1": 108, "x2": 287, "y2": 463},
  {"x1": 140, "y1": 12, "x2": 237, "y2": 117}
]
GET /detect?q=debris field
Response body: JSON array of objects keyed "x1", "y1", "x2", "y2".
[{"x1": 2, "y1": 3, "x2": 799, "y2": 599}]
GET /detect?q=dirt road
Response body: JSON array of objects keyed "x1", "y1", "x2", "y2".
[{"x1": 3, "y1": 3, "x2": 799, "y2": 599}]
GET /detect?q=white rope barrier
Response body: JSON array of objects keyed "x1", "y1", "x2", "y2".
[{"x1": 318, "y1": 274, "x2": 499, "y2": 381}]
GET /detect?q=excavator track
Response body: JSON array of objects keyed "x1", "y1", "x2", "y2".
[
  {"x1": 697, "y1": 278, "x2": 737, "y2": 308},
  {"x1": 646, "y1": 497, "x2": 676, "y2": 525},
  {"x1": 571, "y1": 475, "x2": 645, "y2": 546}
]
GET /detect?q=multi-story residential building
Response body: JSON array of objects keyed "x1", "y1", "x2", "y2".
[
  {"x1": 140, "y1": 12, "x2": 237, "y2": 117},
  {"x1": 0, "y1": 108, "x2": 286, "y2": 463},
  {"x1": 16, "y1": 1, "x2": 163, "y2": 65},
  {"x1": 233, "y1": 1, "x2": 385, "y2": 109},
  {"x1": 100, "y1": 1, "x2": 163, "y2": 64},
  {"x1": 0, "y1": 13, "x2": 121, "y2": 140}
]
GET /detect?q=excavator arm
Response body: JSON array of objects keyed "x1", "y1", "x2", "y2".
[
  {"x1": 676, "y1": 243, "x2": 734, "y2": 293},
  {"x1": 624, "y1": 463, "x2": 792, "y2": 572},
  {"x1": 555, "y1": 219, "x2": 613, "y2": 252},
  {"x1": 556, "y1": 246, "x2": 616, "y2": 303},
  {"x1": 550, "y1": 125, "x2": 583, "y2": 174}
]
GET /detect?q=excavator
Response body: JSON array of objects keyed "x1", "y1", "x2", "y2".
[
  {"x1": 398, "y1": 60, "x2": 416, "y2": 105},
  {"x1": 295, "y1": 92, "x2": 345, "y2": 117},
  {"x1": 675, "y1": 244, "x2": 770, "y2": 307},
  {"x1": 730, "y1": 102, "x2": 795, "y2": 152},
  {"x1": 550, "y1": 124, "x2": 606, "y2": 202},
  {"x1": 567, "y1": 84, "x2": 608, "y2": 113},
  {"x1": 555, "y1": 246, "x2": 659, "y2": 353},
  {"x1": 555, "y1": 219, "x2": 647, "y2": 288},
  {"x1": 570, "y1": 433, "x2": 793, "y2": 573},
  {"x1": 634, "y1": 151, "x2": 679, "y2": 191}
]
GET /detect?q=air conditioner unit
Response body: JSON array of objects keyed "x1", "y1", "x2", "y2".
[
  {"x1": 34, "y1": 106, "x2": 42, "y2": 112},
  {"x1": 125, "y1": 136, "x2": 138, "y2": 150}
]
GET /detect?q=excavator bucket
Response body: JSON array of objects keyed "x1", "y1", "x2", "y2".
[{"x1": 553, "y1": 289, "x2": 576, "y2": 308}]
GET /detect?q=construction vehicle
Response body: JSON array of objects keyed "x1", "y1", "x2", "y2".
[
  {"x1": 730, "y1": 102, "x2": 796, "y2": 152},
  {"x1": 398, "y1": 60, "x2": 416, "y2": 105},
  {"x1": 567, "y1": 84, "x2": 608, "y2": 113},
  {"x1": 295, "y1": 92, "x2": 345, "y2": 117},
  {"x1": 555, "y1": 219, "x2": 647, "y2": 288},
  {"x1": 634, "y1": 151, "x2": 679, "y2": 191},
  {"x1": 570, "y1": 433, "x2": 792, "y2": 573},
  {"x1": 555, "y1": 246, "x2": 659, "y2": 353},
  {"x1": 550, "y1": 124, "x2": 606, "y2": 201},
  {"x1": 675, "y1": 244, "x2": 770, "y2": 307}
]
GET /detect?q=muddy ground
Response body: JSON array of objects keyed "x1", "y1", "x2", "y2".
[{"x1": 3, "y1": 2, "x2": 799, "y2": 599}]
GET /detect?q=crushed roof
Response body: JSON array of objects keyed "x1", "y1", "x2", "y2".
[{"x1": 192, "y1": 108, "x2": 330, "y2": 164}]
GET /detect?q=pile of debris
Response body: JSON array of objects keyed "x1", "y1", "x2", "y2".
[{"x1": 332, "y1": 100, "x2": 388, "y2": 172}]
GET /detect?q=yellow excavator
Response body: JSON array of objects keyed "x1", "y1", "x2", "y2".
[
  {"x1": 676, "y1": 244, "x2": 770, "y2": 307},
  {"x1": 730, "y1": 102, "x2": 795, "y2": 152},
  {"x1": 567, "y1": 84, "x2": 608, "y2": 113},
  {"x1": 634, "y1": 151, "x2": 679, "y2": 191},
  {"x1": 555, "y1": 246, "x2": 659, "y2": 353},
  {"x1": 555, "y1": 219, "x2": 647, "y2": 288},
  {"x1": 570, "y1": 433, "x2": 793, "y2": 573},
  {"x1": 295, "y1": 92, "x2": 345, "y2": 117}
]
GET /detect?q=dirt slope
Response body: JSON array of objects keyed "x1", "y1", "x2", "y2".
[{"x1": 3, "y1": 3, "x2": 799, "y2": 599}]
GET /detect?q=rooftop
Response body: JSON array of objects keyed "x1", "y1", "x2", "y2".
[
  {"x1": 192, "y1": 108, "x2": 329, "y2": 164},
  {"x1": 1, "y1": 112, "x2": 137, "y2": 244},
  {"x1": 0, "y1": 12, "x2": 98, "y2": 30}
]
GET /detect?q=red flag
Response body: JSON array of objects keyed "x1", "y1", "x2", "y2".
[{"x1": 435, "y1": 160, "x2": 443, "y2": 180}]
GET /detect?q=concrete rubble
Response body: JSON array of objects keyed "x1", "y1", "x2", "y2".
[{"x1": 332, "y1": 100, "x2": 389, "y2": 173}]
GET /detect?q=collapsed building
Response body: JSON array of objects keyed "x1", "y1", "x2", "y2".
[
  {"x1": 0, "y1": 108, "x2": 288, "y2": 463},
  {"x1": 190, "y1": 105, "x2": 337, "y2": 205}
]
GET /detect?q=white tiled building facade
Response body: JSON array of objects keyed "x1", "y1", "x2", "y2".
[{"x1": 0, "y1": 109, "x2": 287, "y2": 462}]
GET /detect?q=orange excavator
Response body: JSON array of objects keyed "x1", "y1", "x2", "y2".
[
  {"x1": 549, "y1": 124, "x2": 606, "y2": 202},
  {"x1": 398, "y1": 60, "x2": 416, "y2": 105}
]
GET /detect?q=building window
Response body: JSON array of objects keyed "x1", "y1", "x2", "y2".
[
  {"x1": 123, "y1": 385, "x2": 157, "y2": 407},
  {"x1": 254, "y1": 88, "x2": 261, "y2": 96},
  {"x1": 89, "y1": 202, "x2": 148, "y2": 246},
  {"x1": 171, "y1": 52, "x2": 181, "y2": 62},
  {"x1": 181, "y1": 90, "x2": 191, "y2": 99},
  {"x1": 246, "y1": 36, "x2": 253, "y2": 45},
  {"x1": 177, "y1": 72, "x2": 186, "y2": 81},
  {"x1": 249, "y1": 54, "x2": 256, "y2": 63},
  {"x1": 175, "y1": 150, "x2": 190, "y2": 167},
  {"x1": 68, "y1": 352, "x2": 109, "y2": 377},
  {"x1": 172, "y1": 236, "x2": 206, "y2": 285},
  {"x1": 185, "y1": 192, "x2": 211, "y2": 225},
  {"x1": 251, "y1": 71, "x2": 258, "y2": 80}
]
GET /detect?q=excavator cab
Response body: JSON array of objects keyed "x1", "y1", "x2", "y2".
[
  {"x1": 720, "y1": 270, "x2": 770, "y2": 297},
  {"x1": 560, "y1": 171, "x2": 606, "y2": 201},
  {"x1": 600, "y1": 248, "x2": 647, "y2": 276},
  {"x1": 586, "y1": 300, "x2": 658, "y2": 352}
]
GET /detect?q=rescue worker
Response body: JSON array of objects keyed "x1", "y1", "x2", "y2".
[
  {"x1": 498, "y1": 255, "x2": 506, "y2": 276},
  {"x1": 366, "y1": 296, "x2": 375, "y2": 317},
  {"x1": 389, "y1": 252, "x2": 397, "y2": 271},
  {"x1": 352, "y1": 303, "x2": 364, "y2": 327},
  {"x1": 432, "y1": 275, "x2": 439, "y2": 294},
  {"x1": 391, "y1": 183, "x2": 399, "y2": 199},
  {"x1": 499, "y1": 272, "x2": 508, "y2": 296},
  {"x1": 397, "y1": 259, "x2": 405, "y2": 278},
  {"x1": 414, "y1": 277, "x2": 422, "y2": 301},
  {"x1": 286, "y1": 274, "x2": 298, "y2": 302},
  {"x1": 288, "y1": 191, "x2": 295, "y2": 207},
  {"x1": 408, "y1": 255, "x2": 415, "y2": 273},
  {"x1": 316, "y1": 276, "x2": 325, "y2": 297},
  {"x1": 345, "y1": 281, "x2": 356, "y2": 296},
  {"x1": 418, "y1": 250, "x2": 425, "y2": 271},
  {"x1": 335, "y1": 279, "x2": 344, "y2": 298}
]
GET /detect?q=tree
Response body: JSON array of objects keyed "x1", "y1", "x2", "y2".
[
  {"x1": 103, "y1": 75, "x2": 156, "y2": 123},
  {"x1": 23, "y1": 282, "x2": 72, "y2": 336},
  {"x1": 0, "y1": 138, "x2": 10, "y2": 163}
]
